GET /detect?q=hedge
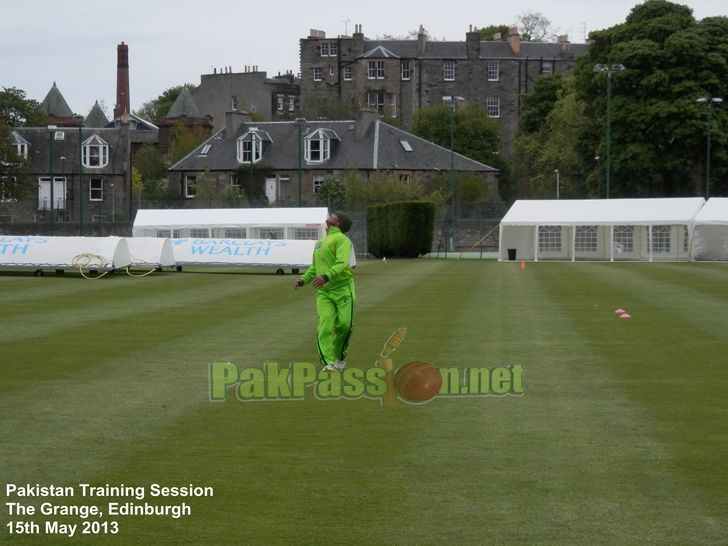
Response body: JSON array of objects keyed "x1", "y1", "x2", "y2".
[{"x1": 367, "y1": 201, "x2": 435, "y2": 258}]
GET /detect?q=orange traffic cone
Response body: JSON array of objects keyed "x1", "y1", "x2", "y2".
[{"x1": 519, "y1": 260, "x2": 526, "y2": 269}]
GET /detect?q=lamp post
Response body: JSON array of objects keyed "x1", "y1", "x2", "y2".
[
  {"x1": 77, "y1": 118, "x2": 84, "y2": 235},
  {"x1": 442, "y1": 95, "x2": 464, "y2": 254},
  {"x1": 593, "y1": 64, "x2": 625, "y2": 199},
  {"x1": 554, "y1": 169, "x2": 560, "y2": 199},
  {"x1": 295, "y1": 118, "x2": 305, "y2": 207},
  {"x1": 696, "y1": 96, "x2": 723, "y2": 199},
  {"x1": 47, "y1": 126, "x2": 57, "y2": 235}
]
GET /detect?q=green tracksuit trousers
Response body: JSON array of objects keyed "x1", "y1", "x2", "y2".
[{"x1": 316, "y1": 283, "x2": 355, "y2": 366}]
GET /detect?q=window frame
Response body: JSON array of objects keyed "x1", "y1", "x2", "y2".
[
  {"x1": 486, "y1": 96, "x2": 501, "y2": 118},
  {"x1": 81, "y1": 135, "x2": 110, "y2": 168},
  {"x1": 487, "y1": 61, "x2": 499, "y2": 81},
  {"x1": 443, "y1": 60, "x2": 456, "y2": 81},
  {"x1": 185, "y1": 175, "x2": 197, "y2": 199},
  {"x1": 343, "y1": 66, "x2": 352, "y2": 81},
  {"x1": 368, "y1": 60, "x2": 385, "y2": 80},
  {"x1": 89, "y1": 178, "x2": 104, "y2": 202},
  {"x1": 401, "y1": 60, "x2": 411, "y2": 80},
  {"x1": 313, "y1": 67, "x2": 322, "y2": 81}
]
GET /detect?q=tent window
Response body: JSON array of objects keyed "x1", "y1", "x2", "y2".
[
  {"x1": 225, "y1": 229, "x2": 246, "y2": 238},
  {"x1": 293, "y1": 227, "x2": 320, "y2": 240},
  {"x1": 538, "y1": 226, "x2": 561, "y2": 252},
  {"x1": 258, "y1": 228, "x2": 284, "y2": 240},
  {"x1": 613, "y1": 226, "x2": 633, "y2": 253},
  {"x1": 156, "y1": 230, "x2": 171, "y2": 238},
  {"x1": 683, "y1": 226, "x2": 689, "y2": 252},
  {"x1": 649, "y1": 225, "x2": 671, "y2": 253},
  {"x1": 575, "y1": 226, "x2": 598, "y2": 252},
  {"x1": 191, "y1": 229, "x2": 209, "y2": 238}
]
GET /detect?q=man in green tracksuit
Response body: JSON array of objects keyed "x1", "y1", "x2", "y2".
[{"x1": 294, "y1": 212, "x2": 355, "y2": 371}]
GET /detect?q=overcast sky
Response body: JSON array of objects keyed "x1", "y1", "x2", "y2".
[{"x1": 0, "y1": 0, "x2": 724, "y2": 117}]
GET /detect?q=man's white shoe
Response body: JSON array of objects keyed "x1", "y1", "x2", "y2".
[
  {"x1": 322, "y1": 364, "x2": 335, "y2": 371},
  {"x1": 334, "y1": 360, "x2": 347, "y2": 370}
]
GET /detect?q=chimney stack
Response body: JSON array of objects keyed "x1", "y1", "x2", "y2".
[
  {"x1": 507, "y1": 27, "x2": 521, "y2": 54},
  {"x1": 114, "y1": 42, "x2": 130, "y2": 119}
]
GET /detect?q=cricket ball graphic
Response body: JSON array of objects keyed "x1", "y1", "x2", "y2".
[{"x1": 395, "y1": 361, "x2": 442, "y2": 402}]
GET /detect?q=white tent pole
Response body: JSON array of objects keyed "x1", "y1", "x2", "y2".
[
  {"x1": 571, "y1": 226, "x2": 576, "y2": 262},
  {"x1": 610, "y1": 225, "x2": 614, "y2": 262},
  {"x1": 534, "y1": 226, "x2": 539, "y2": 262},
  {"x1": 648, "y1": 225, "x2": 653, "y2": 262},
  {"x1": 498, "y1": 222, "x2": 503, "y2": 261}
]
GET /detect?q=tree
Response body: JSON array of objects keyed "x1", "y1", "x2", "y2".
[
  {"x1": 166, "y1": 122, "x2": 209, "y2": 167},
  {"x1": 516, "y1": 11, "x2": 553, "y2": 42},
  {"x1": 315, "y1": 178, "x2": 350, "y2": 210},
  {"x1": 520, "y1": 75, "x2": 566, "y2": 134},
  {"x1": 132, "y1": 144, "x2": 167, "y2": 201},
  {"x1": 411, "y1": 103, "x2": 501, "y2": 166},
  {"x1": 574, "y1": 0, "x2": 728, "y2": 197},
  {"x1": 134, "y1": 84, "x2": 196, "y2": 124},
  {"x1": 0, "y1": 87, "x2": 48, "y2": 127},
  {"x1": 0, "y1": 120, "x2": 32, "y2": 201},
  {"x1": 479, "y1": 25, "x2": 510, "y2": 41}
]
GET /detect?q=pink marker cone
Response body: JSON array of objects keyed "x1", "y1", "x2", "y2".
[
  {"x1": 614, "y1": 308, "x2": 626, "y2": 314},
  {"x1": 619, "y1": 313, "x2": 631, "y2": 319}
]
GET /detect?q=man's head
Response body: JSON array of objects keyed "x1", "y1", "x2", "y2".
[{"x1": 326, "y1": 212, "x2": 352, "y2": 233}]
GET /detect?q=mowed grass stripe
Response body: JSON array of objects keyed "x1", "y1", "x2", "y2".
[
  {"x1": 0, "y1": 261, "x2": 444, "y2": 488},
  {"x1": 527, "y1": 263, "x2": 728, "y2": 543}
]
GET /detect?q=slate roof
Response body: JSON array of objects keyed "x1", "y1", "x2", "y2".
[
  {"x1": 169, "y1": 116, "x2": 497, "y2": 174},
  {"x1": 360, "y1": 38, "x2": 587, "y2": 60},
  {"x1": 167, "y1": 87, "x2": 203, "y2": 118},
  {"x1": 40, "y1": 83, "x2": 74, "y2": 117},
  {"x1": 84, "y1": 101, "x2": 110, "y2": 128},
  {"x1": 11, "y1": 127, "x2": 128, "y2": 175}
]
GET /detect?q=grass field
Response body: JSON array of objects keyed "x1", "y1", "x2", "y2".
[{"x1": 1, "y1": 259, "x2": 728, "y2": 545}]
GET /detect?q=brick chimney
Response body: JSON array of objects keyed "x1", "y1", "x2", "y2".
[
  {"x1": 507, "y1": 27, "x2": 521, "y2": 54},
  {"x1": 114, "y1": 42, "x2": 130, "y2": 119}
]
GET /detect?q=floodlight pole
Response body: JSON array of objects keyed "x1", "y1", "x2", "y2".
[
  {"x1": 554, "y1": 169, "x2": 560, "y2": 199},
  {"x1": 78, "y1": 119, "x2": 84, "y2": 235},
  {"x1": 48, "y1": 126, "x2": 56, "y2": 235},
  {"x1": 594, "y1": 64, "x2": 625, "y2": 199},
  {"x1": 296, "y1": 118, "x2": 305, "y2": 207},
  {"x1": 442, "y1": 95, "x2": 464, "y2": 255},
  {"x1": 697, "y1": 97, "x2": 723, "y2": 199}
]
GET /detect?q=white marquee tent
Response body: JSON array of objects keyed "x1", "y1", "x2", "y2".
[
  {"x1": 0, "y1": 236, "x2": 131, "y2": 272},
  {"x1": 498, "y1": 198, "x2": 706, "y2": 262},
  {"x1": 691, "y1": 198, "x2": 728, "y2": 261},
  {"x1": 132, "y1": 208, "x2": 328, "y2": 240}
]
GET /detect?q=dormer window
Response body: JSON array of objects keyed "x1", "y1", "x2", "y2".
[
  {"x1": 10, "y1": 132, "x2": 29, "y2": 159},
  {"x1": 236, "y1": 129, "x2": 272, "y2": 164},
  {"x1": 82, "y1": 134, "x2": 109, "y2": 168},
  {"x1": 304, "y1": 128, "x2": 339, "y2": 163}
]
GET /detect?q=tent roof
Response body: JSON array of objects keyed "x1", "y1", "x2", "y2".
[
  {"x1": 133, "y1": 207, "x2": 329, "y2": 228},
  {"x1": 500, "y1": 198, "x2": 706, "y2": 226},
  {"x1": 693, "y1": 198, "x2": 728, "y2": 225}
]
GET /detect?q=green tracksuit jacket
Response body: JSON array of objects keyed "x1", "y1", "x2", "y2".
[{"x1": 299, "y1": 227, "x2": 355, "y2": 367}]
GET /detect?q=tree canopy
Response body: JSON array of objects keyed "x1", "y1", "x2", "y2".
[
  {"x1": 0, "y1": 87, "x2": 48, "y2": 128},
  {"x1": 574, "y1": 0, "x2": 728, "y2": 197},
  {"x1": 410, "y1": 103, "x2": 501, "y2": 167}
]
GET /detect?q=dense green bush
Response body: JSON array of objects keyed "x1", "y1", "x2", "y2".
[{"x1": 367, "y1": 201, "x2": 435, "y2": 258}]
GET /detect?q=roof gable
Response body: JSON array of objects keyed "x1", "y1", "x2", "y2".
[{"x1": 40, "y1": 82, "x2": 74, "y2": 117}]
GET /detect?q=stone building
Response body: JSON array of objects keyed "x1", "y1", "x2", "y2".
[
  {"x1": 192, "y1": 68, "x2": 300, "y2": 132},
  {"x1": 299, "y1": 25, "x2": 588, "y2": 154},
  {"x1": 168, "y1": 109, "x2": 497, "y2": 204}
]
